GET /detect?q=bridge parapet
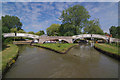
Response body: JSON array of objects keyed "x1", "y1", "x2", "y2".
[
  {"x1": 17, "y1": 33, "x2": 39, "y2": 38},
  {"x1": 3, "y1": 33, "x2": 120, "y2": 43},
  {"x1": 110, "y1": 38, "x2": 120, "y2": 42},
  {"x1": 92, "y1": 34, "x2": 109, "y2": 39},
  {"x1": 72, "y1": 34, "x2": 109, "y2": 39},
  {"x1": 72, "y1": 34, "x2": 91, "y2": 38},
  {"x1": 3, "y1": 33, "x2": 15, "y2": 37},
  {"x1": 39, "y1": 36, "x2": 72, "y2": 39},
  {"x1": 3, "y1": 33, "x2": 39, "y2": 39}
]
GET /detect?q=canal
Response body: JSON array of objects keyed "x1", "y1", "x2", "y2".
[{"x1": 4, "y1": 44, "x2": 119, "y2": 78}]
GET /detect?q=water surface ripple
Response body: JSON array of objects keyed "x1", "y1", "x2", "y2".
[{"x1": 5, "y1": 44, "x2": 119, "y2": 78}]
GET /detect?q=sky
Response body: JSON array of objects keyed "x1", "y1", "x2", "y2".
[{"x1": 1, "y1": 2, "x2": 118, "y2": 34}]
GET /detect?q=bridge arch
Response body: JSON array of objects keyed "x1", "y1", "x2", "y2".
[
  {"x1": 42, "y1": 39, "x2": 70, "y2": 44},
  {"x1": 73, "y1": 38, "x2": 88, "y2": 43},
  {"x1": 72, "y1": 34, "x2": 109, "y2": 42},
  {"x1": 59, "y1": 39, "x2": 70, "y2": 43}
]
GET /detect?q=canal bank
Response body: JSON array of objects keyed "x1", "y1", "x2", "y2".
[
  {"x1": 32, "y1": 43, "x2": 78, "y2": 54},
  {"x1": 2, "y1": 44, "x2": 19, "y2": 77},
  {"x1": 4, "y1": 44, "x2": 119, "y2": 78},
  {"x1": 94, "y1": 43, "x2": 120, "y2": 61},
  {"x1": 2, "y1": 43, "x2": 78, "y2": 78}
]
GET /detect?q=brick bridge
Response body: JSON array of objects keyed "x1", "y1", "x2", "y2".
[{"x1": 3, "y1": 33, "x2": 120, "y2": 43}]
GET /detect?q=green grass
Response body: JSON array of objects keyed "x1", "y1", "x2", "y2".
[
  {"x1": 108, "y1": 43, "x2": 120, "y2": 47},
  {"x1": 94, "y1": 43, "x2": 120, "y2": 55},
  {"x1": 34, "y1": 43, "x2": 78, "y2": 53},
  {"x1": 2, "y1": 44, "x2": 19, "y2": 71}
]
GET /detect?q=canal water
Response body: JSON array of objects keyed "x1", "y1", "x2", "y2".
[{"x1": 4, "y1": 44, "x2": 119, "y2": 78}]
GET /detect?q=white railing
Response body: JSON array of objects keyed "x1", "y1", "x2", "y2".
[
  {"x1": 3, "y1": 33, "x2": 15, "y2": 37},
  {"x1": 72, "y1": 34, "x2": 109, "y2": 39},
  {"x1": 3, "y1": 33, "x2": 39, "y2": 39},
  {"x1": 3, "y1": 33, "x2": 119, "y2": 42}
]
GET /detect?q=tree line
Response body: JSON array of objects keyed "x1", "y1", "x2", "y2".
[
  {"x1": 46, "y1": 5, "x2": 120, "y2": 39},
  {"x1": 1, "y1": 15, "x2": 45, "y2": 45},
  {"x1": 1, "y1": 15, "x2": 45, "y2": 36},
  {"x1": 46, "y1": 5, "x2": 104, "y2": 36},
  {"x1": 1, "y1": 4, "x2": 120, "y2": 46}
]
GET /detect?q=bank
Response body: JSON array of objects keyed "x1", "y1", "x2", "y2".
[
  {"x1": 32, "y1": 43, "x2": 78, "y2": 54},
  {"x1": 94, "y1": 43, "x2": 120, "y2": 60},
  {"x1": 2, "y1": 44, "x2": 19, "y2": 76}
]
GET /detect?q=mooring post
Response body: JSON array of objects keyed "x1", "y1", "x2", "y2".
[{"x1": 108, "y1": 37, "x2": 111, "y2": 44}]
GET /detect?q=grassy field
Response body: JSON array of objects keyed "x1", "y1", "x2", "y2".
[
  {"x1": 34, "y1": 43, "x2": 78, "y2": 53},
  {"x1": 94, "y1": 43, "x2": 120, "y2": 55},
  {"x1": 2, "y1": 44, "x2": 19, "y2": 71}
]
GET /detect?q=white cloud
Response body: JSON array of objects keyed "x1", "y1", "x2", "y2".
[
  {"x1": 2, "y1": 2, "x2": 118, "y2": 33},
  {"x1": 55, "y1": 11, "x2": 62, "y2": 16},
  {"x1": 2, "y1": 0, "x2": 31, "y2": 2},
  {"x1": 31, "y1": 0, "x2": 119, "y2": 2},
  {"x1": 55, "y1": 3, "x2": 66, "y2": 11},
  {"x1": 24, "y1": 26, "x2": 29, "y2": 29},
  {"x1": 56, "y1": 18, "x2": 61, "y2": 21},
  {"x1": 1, "y1": 0, "x2": 119, "y2": 2}
]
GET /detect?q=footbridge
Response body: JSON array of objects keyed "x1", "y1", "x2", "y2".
[
  {"x1": 3, "y1": 33, "x2": 39, "y2": 39},
  {"x1": 3, "y1": 33, "x2": 119, "y2": 43},
  {"x1": 72, "y1": 34, "x2": 119, "y2": 43}
]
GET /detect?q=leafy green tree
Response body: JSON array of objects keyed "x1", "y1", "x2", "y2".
[
  {"x1": 47, "y1": 24, "x2": 60, "y2": 36},
  {"x1": 2, "y1": 26, "x2": 9, "y2": 33},
  {"x1": 109, "y1": 26, "x2": 117, "y2": 38},
  {"x1": 2, "y1": 15, "x2": 22, "y2": 31},
  {"x1": 109, "y1": 26, "x2": 120, "y2": 38},
  {"x1": 84, "y1": 19, "x2": 104, "y2": 35},
  {"x1": 59, "y1": 5, "x2": 90, "y2": 35},
  {"x1": 116, "y1": 26, "x2": 120, "y2": 38},
  {"x1": 1, "y1": 15, "x2": 23, "y2": 45},
  {"x1": 27, "y1": 31, "x2": 35, "y2": 34},
  {"x1": 35, "y1": 30, "x2": 45, "y2": 36},
  {"x1": 17, "y1": 29, "x2": 26, "y2": 33},
  {"x1": 10, "y1": 28, "x2": 17, "y2": 33},
  {"x1": 59, "y1": 23, "x2": 80, "y2": 36},
  {"x1": 104, "y1": 32, "x2": 108, "y2": 35}
]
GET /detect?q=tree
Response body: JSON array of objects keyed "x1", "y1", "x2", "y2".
[
  {"x1": 1, "y1": 15, "x2": 23, "y2": 45},
  {"x1": 46, "y1": 24, "x2": 60, "y2": 36},
  {"x1": 59, "y1": 23, "x2": 80, "y2": 36},
  {"x1": 35, "y1": 30, "x2": 45, "y2": 36},
  {"x1": 104, "y1": 32, "x2": 108, "y2": 35},
  {"x1": 10, "y1": 28, "x2": 17, "y2": 33},
  {"x1": 27, "y1": 31, "x2": 35, "y2": 34},
  {"x1": 17, "y1": 29, "x2": 26, "y2": 33},
  {"x1": 116, "y1": 26, "x2": 120, "y2": 38},
  {"x1": 2, "y1": 15, "x2": 22, "y2": 31},
  {"x1": 84, "y1": 19, "x2": 104, "y2": 35},
  {"x1": 2, "y1": 26, "x2": 9, "y2": 33},
  {"x1": 59, "y1": 5, "x2": 90, "y2": 35},
  {"x1": 110, "y1": 26, "x2": 120, "y2": 38},
  {"x1": 109, "y1": 26, "x2": 117, "y2": 38}
]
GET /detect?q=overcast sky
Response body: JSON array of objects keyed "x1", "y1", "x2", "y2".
[{"x1": 2, "y1": 2, "x2": 118, "y2": 33}]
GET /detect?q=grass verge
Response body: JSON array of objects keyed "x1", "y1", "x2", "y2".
[
  {"x1": 2, "y1": 44, "x2": 19, "y2": 71},
  {"x1": 33, "y1": 43, "x2": 78, "y2": 53},
  {"x1": 94, "y1": 43, "x2": 120, "y2": 56}
]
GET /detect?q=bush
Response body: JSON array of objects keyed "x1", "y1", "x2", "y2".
[{"x1": 3, "y1": 37, "x2": 14, "y2": 44}]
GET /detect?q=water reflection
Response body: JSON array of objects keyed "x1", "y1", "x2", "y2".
[{"x1": 4, "y1": 44, "x2": 119, "y2": 78}]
